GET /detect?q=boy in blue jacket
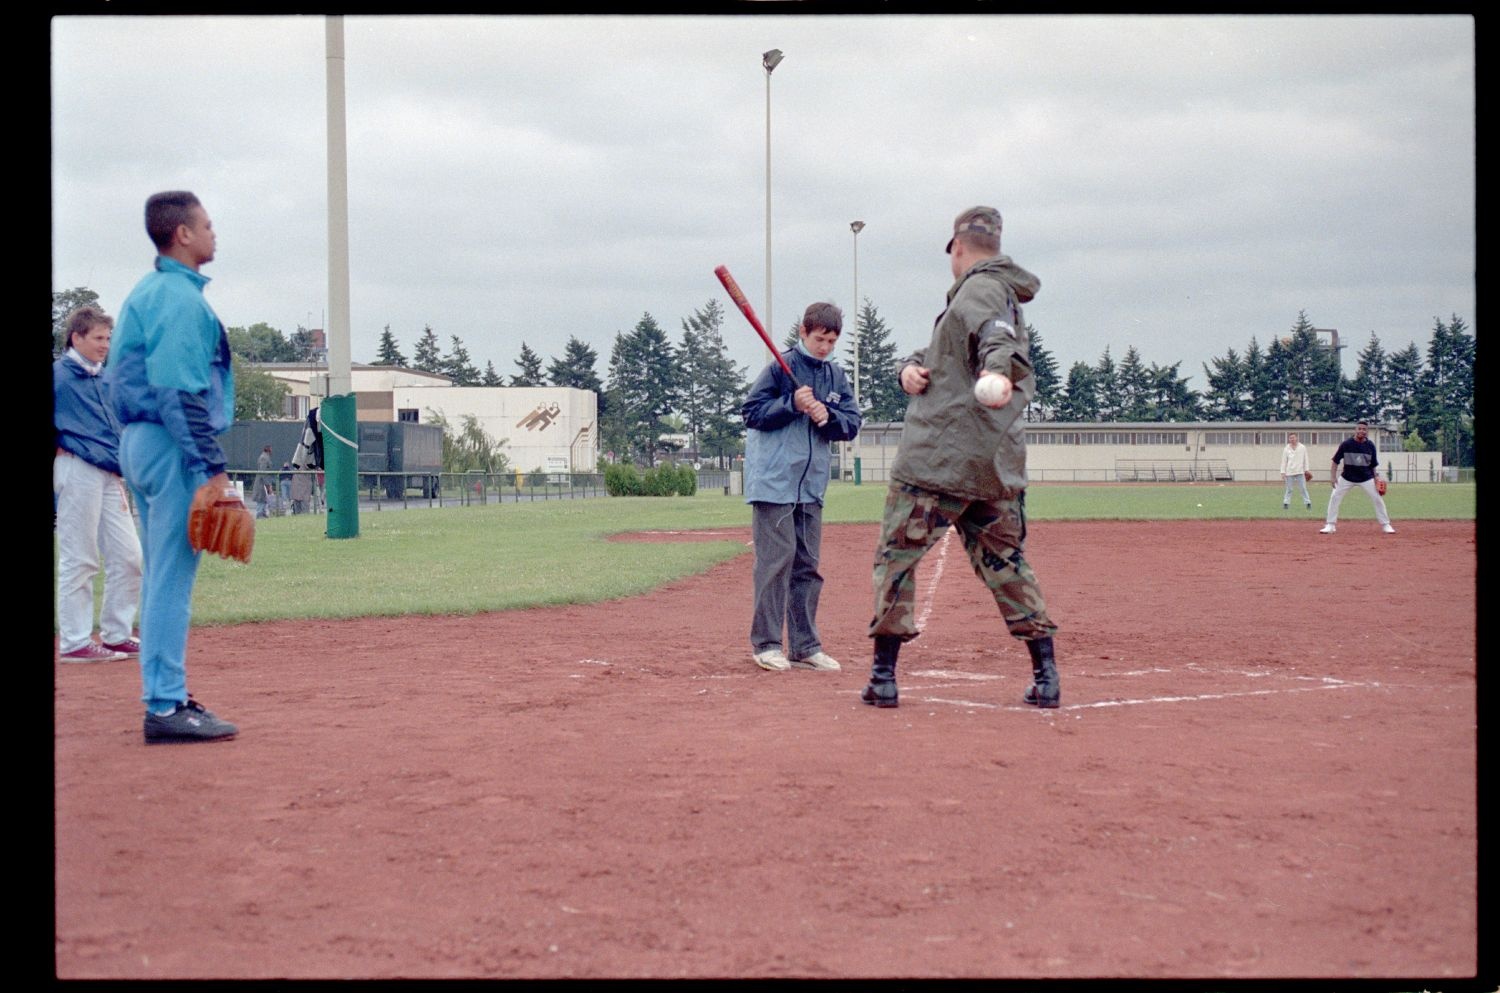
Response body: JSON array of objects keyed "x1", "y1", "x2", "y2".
[{"x1": 741, "y1": 302, "x2": 862, "y2": 671}]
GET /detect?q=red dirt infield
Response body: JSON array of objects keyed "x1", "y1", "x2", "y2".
[{"x1": 54, "y1": 520, "x2": 1477, "y2": 980}]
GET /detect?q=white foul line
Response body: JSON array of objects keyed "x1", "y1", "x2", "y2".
[
  {"x1": 915, "y1": 528, "x2": 953, "y2": 630},
  {"x1": 897, "y1": 680, "x2": 1384, "y2": 713}
]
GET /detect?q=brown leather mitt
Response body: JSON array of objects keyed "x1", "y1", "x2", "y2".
[
  {"x1": 188, "y1": 481, "x2": 256, "y2": 563},
  {"x1": 1304, "y1": 470, "x2": 1313, "y2": 482},
  {"x1": 1375, "y1": 477, "x2": 1387, "y2": 496}
]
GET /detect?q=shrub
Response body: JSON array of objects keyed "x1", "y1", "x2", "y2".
[
  {"x1": 604, "y1": 463, "x2": 641, "y2": 496},
  {"x1": 604, "y1": 462, "x2": 697, "y2": 497}
]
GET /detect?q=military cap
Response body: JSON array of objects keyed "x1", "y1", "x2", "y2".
[{"x1": 945, "y1": 205, "x2": 1003, "y2": 253}]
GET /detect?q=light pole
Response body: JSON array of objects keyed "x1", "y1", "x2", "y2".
[
  {"x1": 763, "y1": 48, "x2": 783, "y2": 357},
  {"x1": 850, "y1": 220, "x2": 865, "y2": 485}
]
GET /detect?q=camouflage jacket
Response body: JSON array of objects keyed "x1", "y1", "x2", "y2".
[{"x1": 890, "y1": 255, "x2": 1039, "y2": 501}]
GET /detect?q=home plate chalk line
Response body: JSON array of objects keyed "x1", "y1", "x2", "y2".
[{"x1": 870, "y1": 526, "x2": 1387, "y2": 712}]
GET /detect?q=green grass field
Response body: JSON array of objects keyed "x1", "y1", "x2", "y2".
[{"x1": 64, "y1": 482, "x2": 1474, "y2": 627}]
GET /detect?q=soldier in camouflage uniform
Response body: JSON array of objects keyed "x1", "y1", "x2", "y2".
[{"x1": 863, "y1": 205, "x2": 1059, "y2": 709}]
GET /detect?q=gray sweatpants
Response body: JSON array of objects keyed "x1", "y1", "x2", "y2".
[{"x1": 749, "y1": 501, "x2": 824, "y2": 658}]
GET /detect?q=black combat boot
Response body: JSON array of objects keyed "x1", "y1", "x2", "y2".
[
  {"x1": 861, "y1": 635, "x2": 902, "y2": 708},
  {"x1": 1023, "y1": 637, "x2": 1060, "y2": 708}
]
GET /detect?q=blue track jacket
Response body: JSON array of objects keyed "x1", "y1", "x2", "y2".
[{"x1": 106, "y1": 256, "x2": 235, "y2": 476}]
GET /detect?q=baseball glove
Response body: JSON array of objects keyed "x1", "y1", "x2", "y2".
[
  {"x1": 1375, "y1": 478, "x2": 1387, "y2": 496},
  {"x1": 188, "y1": 481, "x2": 256, "y2": 563},
  {"x1": 1304, "y1": 471, "x2": 1313, "y2": 482}
]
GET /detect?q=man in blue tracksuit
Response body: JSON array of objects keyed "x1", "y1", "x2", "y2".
[
  {"x1": 741, "y1": 302, "x2": 862, "y2": 672},
  {"x1": 106, "y1": 190, "x2": 239, "y2": 744}
]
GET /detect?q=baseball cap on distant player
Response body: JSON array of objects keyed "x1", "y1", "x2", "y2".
[{"x1": 946, "y1": 205, "x2": 1002, "y2": 253}]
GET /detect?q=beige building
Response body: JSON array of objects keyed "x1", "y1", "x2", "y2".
[
  {"x1": 255, "y1": 364, "x2": 598, "y2": 474},
  {"x1": 837, "y1": 421, "x2": 1446, "y2": 484}
]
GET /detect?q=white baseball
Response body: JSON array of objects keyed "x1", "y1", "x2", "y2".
[{"x1": 974, "y1": 373, "x2": 1013, "y2": 408}]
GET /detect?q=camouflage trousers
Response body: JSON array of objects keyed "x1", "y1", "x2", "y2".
[{"x1": 868, "y1": 482, "x2": 1057, "y2": 643}]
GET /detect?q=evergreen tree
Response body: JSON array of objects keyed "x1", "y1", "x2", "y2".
[
  {"x1": 1383, "y1": 342, "x2": 1423, "y2": 429},
  {"x1": 1056, "y1": 361, "x2": 1098, "y2": 421},
  {"x1": 443, "y1": 335, "x2": 481, "y2": 386},
  {"x1": 412, "y1": 325, "x2": 443, "y2": 373},
  {"x1": 1147, "y1": 361, "x2": 1199, "y2": 421},
  {"x1": 603, "y1": 313, "x2": 680, "y2": 465},
  {"x1": 375, "y1": 324, "x2": 407, "y2": 366},
  {"x1": 1349, "y1": 333, "x2": 1387, "y2": 422},
  {"x1": 1242, "y1": 338, "x2": 1277, "y2": 420},
  {"x1": 482, "y1": 360, "x2": 503, "y2": 387},
  {"x1": 547, "y1": 336, "x2": 604, "y2": 393},
  {"x1": 1412, "y1": 314, "x2": 1475, "y2": 466},
  {"x1": 677, "y1": 300, "x2": 747, "y2": 467},
  {"x1": 1094, "y1": 347, "x2": 1121, "y2": 421},
  {"x1": 1117, "y1": 345, "x2": 1153, "y2": 421},
  {"x1": 1200, "y1": 347, "x2": 1246, "y2": 421},
  {"x1": 511, "y1": 341, "x2": 546, "y2": 387},
  {"x1": 782, "y1": 321, "x2": 800, "y2": 350},
  {"x1": 1279, "y1": 311, "x2": 1341, "y2": 420},
  {"x1": 842, "y1": 299, "x2": 905, "y2": 422},
  {"x1": 1026, "y1": 324, "x2": 1060, "y2": 422}
]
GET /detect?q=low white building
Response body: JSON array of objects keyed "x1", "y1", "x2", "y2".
[
  {"x1": 256, "y1": 364, "x2": 598, "y2": 474},
  {"x1": 837, "y1": 421, "x2": 1447, "y2": 484},
  {"x1": 390, "y1": 386, "x2": 597, "y2": 474}
]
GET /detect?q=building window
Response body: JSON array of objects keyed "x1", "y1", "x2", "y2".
[{"x1": 398, "y1": 408, "x2": 419, "y2": 423}]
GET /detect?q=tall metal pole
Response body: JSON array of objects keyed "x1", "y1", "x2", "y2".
[
  {"x1": 323, "y1": 16, "x2": 358, "y2": 538},
  {"x1": 850, "y1": 220, "x2": 864, "y2": 485},
  {"x1": 763, "y1": 49, "x2": 782, "y2": 357}
]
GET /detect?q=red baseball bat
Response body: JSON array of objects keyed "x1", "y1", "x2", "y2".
[{"x1": 715, "y1": 264, "x2": 796, "y2": 382}]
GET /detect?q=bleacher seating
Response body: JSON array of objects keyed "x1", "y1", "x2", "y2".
[{"x1": 1114, "y1": 459, "x2": 1234, "y2": 482}]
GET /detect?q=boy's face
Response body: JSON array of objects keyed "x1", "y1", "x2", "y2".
[
  {"x1": 800, "y1": 324, "x2": 839, "y2": 360},
  {"x1": 72, "y1": 323, "x2": 112, "y2": 365}
]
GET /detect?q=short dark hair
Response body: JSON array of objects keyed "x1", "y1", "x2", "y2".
[
  {"x1": 954, "y1": 228, "x2": 1001, "y2": 255},
  {"x1": 801, "y1": 302, "x2": 843, "y2": 336},
  {"x1": 145, "y1": 191, "x2": 202, "y2": 250},
  {"x1": 1357, "y1": 420, "x2": 1369, "y2": 427},
  {"x1": 65, "y1": 304, "x2": 113, "y2": 347}
]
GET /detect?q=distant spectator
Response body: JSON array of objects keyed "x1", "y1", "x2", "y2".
[
  {"x1": 290, "y1": 470, "x2": 312, "y2": 514},
  {"x1": 253, "y1": 445, "x2": 273, "y2": 518}
]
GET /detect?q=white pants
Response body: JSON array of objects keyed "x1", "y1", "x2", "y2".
[
  {"x1": 1324, "y1": 476, "x2": 1391, "y2": 527},
  {"x1": 54, "y1": 454, "x2": 144, "y2": 652}
]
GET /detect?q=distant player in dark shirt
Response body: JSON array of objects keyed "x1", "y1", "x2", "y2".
[{"x1": 1320, "y1": 421, "x2": 1394, "y2": 535}]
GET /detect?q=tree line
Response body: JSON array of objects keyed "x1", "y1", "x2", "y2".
[
  {"x1": 1026, "y1": 310, "x2": 1474, "y2": 466},
  {"x1": 52, "y1": 285, "x2": 1477, "y2": 468}
]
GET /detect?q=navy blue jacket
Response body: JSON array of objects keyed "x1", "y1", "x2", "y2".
[
  {"x1": 54, "y1": 351, "x2": 124, "y2": 476},
  {"x1": 741, "y1": 344, "x2": 861, "y2": 505}
]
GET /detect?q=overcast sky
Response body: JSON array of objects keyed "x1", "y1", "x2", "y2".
[{"x1": 51, "y1": 14, "x2": 1474, "y2": 391}]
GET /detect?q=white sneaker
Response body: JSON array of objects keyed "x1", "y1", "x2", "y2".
[
  {"x1": 1382, "y1": 524, "x2": 1397, "y2": 534},
  {"x1": 753, "y1": 648, "x2": 791, "y2": 671},
  {"x1": 790, "y1": 651, "x2": 841, "y2": 671},
  {"x1": 1319, "y1": 524, "x2": 1336, "y2": 534}
]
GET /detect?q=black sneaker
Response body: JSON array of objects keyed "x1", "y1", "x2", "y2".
[{"x1": 143, "y1": 698, "x2": 238, "y2": 744}]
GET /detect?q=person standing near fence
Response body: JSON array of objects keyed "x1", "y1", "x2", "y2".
[
  {"x1": 1320, "y1": 421, "x2": 1395, "y2": 535},
  {"x1": 54, "y1": 304, "x2": 145, "y2": 663},
  {"x1": 1279, "y1": 431, "x2": 1312, "y2": 511},
  {"x1": 253, "y1": 445, "x2": 273, "y2": 519},
  {"x1": 106, "y1": 190, "x2": 240, "y2": 743}
]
